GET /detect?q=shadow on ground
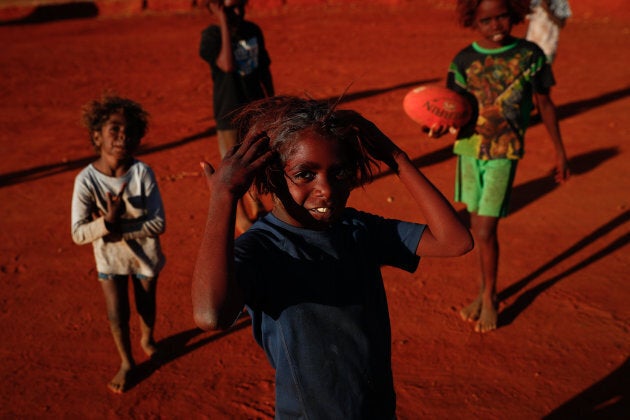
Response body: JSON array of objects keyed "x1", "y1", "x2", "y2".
[
  {"x1": 544, "y1": 357, "x2": 629, "y2": 419},
  {"x1": 125, "y1": 314, "x2": 251, "y2": 392},
  {"x1": 0, "y1": 2, "x2": 99, "y2": 25}
]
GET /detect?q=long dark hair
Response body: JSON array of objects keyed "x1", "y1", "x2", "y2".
[{"x1": 232, "y1": 95, "x2": 380, "y2": 196}]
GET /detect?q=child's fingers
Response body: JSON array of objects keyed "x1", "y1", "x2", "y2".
[
  {"x1": 428, "y1": 123, "x2": 442, "y2": 138},
  {"x1": 424, "y1": 123, "x2": 452, "y2": 139},
  {"x1": 200, "y1": 161, "x2": 215, "y2": 177},
  {"x1": 92, "y1": 208, "x2": 105, "y2": 220},
  {"x1": 116, "y1": 182, "x2": 127, "y2": 198},
  {"x1": 224, "y1": 131, "x2": 267, "y2": 161},
  {"x1": 241, "y1": 131, "x2": 269, "y2": 148},
  {"x1": 105, "y1": 191, "x2": 113, "y2": 206},
  {"x1": 211, "y1": 133, "x2": 272, "y2": 196},
  {"x1": 236, "y1": 132, "x2": 272, "y2": 166},
  {"x1": 247, "y1": 149, "x2": 275, "y2": 174},
  {"x1": 199, "y1": 161, "x2": 216, "y2": 190}
]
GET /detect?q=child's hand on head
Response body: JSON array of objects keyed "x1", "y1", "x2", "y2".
[
  {"x1": 208, "y1": 1, "x2": 222, "y2": 15},
  {"x1": 347, "y1": 113, "x2": 402, "y2": 170},
  {"x1": 203, "y1": 132, "x2": 273, "y2": 198},
  {"x1": 208, "y1": 0, "x2": 228, "y2": 24}
]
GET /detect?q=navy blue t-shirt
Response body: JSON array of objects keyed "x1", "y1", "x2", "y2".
[{"x1": 234, "y1": 208, "x2": 425, "y2": 419}]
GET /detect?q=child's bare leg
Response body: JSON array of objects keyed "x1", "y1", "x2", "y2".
[
  {"x1": 132, "y1": 276, "x2": 158, "y2": 358},
  {"x1": 469, "y1": 214, "x2": 499, "y2": 333},
  {"x1": 101, "y1": 276, "x2": 135, "y2": 393}
]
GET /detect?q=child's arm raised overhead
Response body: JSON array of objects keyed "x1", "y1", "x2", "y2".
[
  {"x1": 208, "y1": 1, "x2": 236, "y2": 73},
  {"x1": 355, "y1": 116, "x2": 473, "y2": 258},
  {"x1": 192, "y1": 133, "x2": 273, "y2": 330}
]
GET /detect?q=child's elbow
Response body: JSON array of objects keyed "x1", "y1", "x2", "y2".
[
  {"x1": 439, "y1": 231, "x2": 474, "y2": 257},
  {"x1": 193, "y1": 308, "x2": 235, "y2": 331},
  {"x1": 71, "y1": 230, "x2": 89, "y2": 245},
  {"x1": 193, "y1": 310, "x2": 222, "y2": 331},
  {"x1": 454, "y1": 233, "x2": 474, "y2": 256}
]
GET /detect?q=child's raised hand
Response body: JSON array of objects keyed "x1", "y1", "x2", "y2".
[
  {"x1": 208, "y1": 0, "x2": 227, "y2": 22},
  {"x1": 200, "y1": 161, "x2": 216, "y2": 191},
  {"x1": 104, "y1": 183, "x2": 127, "y2": 230},
  {"x1": 345, "y1": 112, "x2": 402, "y2": 170},
  {"x1": 205, "y1": 132, "x2": 273, "y2": 198}
]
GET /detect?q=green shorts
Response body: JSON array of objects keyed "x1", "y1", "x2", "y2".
[{"x1": 455, "y1": 155, "x2": 518, "y2": 218}]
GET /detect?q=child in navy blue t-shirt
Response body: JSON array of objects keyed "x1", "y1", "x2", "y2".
[{"x1": 192, "y1": 95, "x2": 473, "y2": 418}]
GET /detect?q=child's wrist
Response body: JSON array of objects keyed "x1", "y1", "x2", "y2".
[
  {"x1": 104, "y1": 219, "x2": 120, "y2": 233},
  {"x1": 210, "y1": 183, "x2": 241, "y2": 203}
]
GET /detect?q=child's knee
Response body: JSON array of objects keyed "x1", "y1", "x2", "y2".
[{"x1": 472, "y1": 220, "x2": 498, "y2": 243}]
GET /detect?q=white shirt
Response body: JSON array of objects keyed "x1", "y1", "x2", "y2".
[{"x1": 71, "y1": 160, "x2": 166, "y2": 277}]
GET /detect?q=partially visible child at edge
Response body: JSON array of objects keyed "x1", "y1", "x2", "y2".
[
  {"x1": 71, "y1": 95, "x2": 166, "y2": 394},
  {"x1": 526, "y1": 0, "x2": 571, "y2": 64},
  {"x1": 426, "y1": 0, "x2": 570, "y2": 334},
  {"x1": 199, "y1": 0, "x2": 275, "y2": 233},
  {"x1": 192, "y1": 95, "x2": 473, "y2": 418}
]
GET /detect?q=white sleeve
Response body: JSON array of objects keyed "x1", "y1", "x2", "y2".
[
  {"x1": 70, "y1": 170, "x2": 109, "y2": 245},
  {"x1": 119, "y1": 165, "x2": 166, "y2": 240}
]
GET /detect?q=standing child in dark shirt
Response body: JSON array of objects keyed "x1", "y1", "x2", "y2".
[
  {"x1": 427, "y1": 0, "x2": 570, "y2": 333},
  {"x1": 192, "y1": 95, "x2": 473, "y2": 418},
  {"x1": 199, "y1": 0, "x2": 274, "y2": 233}
]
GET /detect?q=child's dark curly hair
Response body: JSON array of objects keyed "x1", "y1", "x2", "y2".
[
  {"x1": 206, "y1": 0, "x2": 248, "y2": 7},
  {"x1": 456, "y1": 0, "x2": 531, "y2": 28},
  {"x1": 81, "y1": 94, "x2": 149, "y2": 153},
  {"x1": 232, "y1": 95, "x2": 380, "y2": 196}
]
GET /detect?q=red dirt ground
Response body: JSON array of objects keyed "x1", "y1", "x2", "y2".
[{"x1": 1, "y1": 1, "x2": 628, "y2": 418}]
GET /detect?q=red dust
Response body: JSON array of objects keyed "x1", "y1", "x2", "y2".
[{"x1": 0, "y1": 1, "x2": 628, "y2": 418}]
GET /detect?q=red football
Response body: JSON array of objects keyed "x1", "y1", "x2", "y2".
[{"x1": 403, "y1": 85, "x2": 472, "y2": 128}]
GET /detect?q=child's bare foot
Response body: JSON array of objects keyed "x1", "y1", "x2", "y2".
[
  {"x1": 108, "y1": 366, "x2": 132, "y2": 394},
  {"x1": 460, "y1": 295, "x2": 482, "y2": 322},
  {"x1": 141, "y1": 338, "x2": 158, "y2": 358},
  {"x1": 474, "y1": 300, "x2": 498, "y2": 333}
]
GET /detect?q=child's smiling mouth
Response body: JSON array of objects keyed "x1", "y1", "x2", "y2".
[{"x1": 311, "y1": 207, "x2": 330, "y2": 214}]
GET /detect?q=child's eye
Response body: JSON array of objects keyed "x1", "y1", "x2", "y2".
[
  {"x1": 295, "y1": 171, "x2": 315, "y2": 181},
  {"x1": 286, "y1": 171, "x2": 315, "y2": 184},
  {"x1": 333, "y1": 168, "x2": 353, "y2": 181}
]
